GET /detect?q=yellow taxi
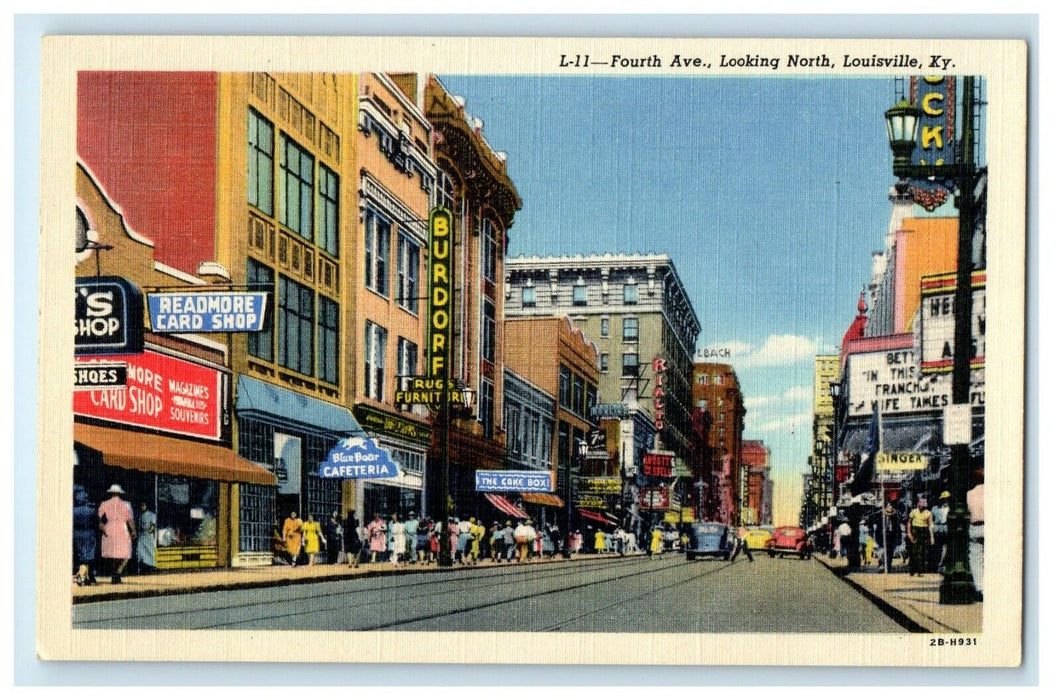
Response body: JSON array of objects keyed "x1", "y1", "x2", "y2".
[{"x1": 744, "y1": 528, "x2": 774, "y2": 551}]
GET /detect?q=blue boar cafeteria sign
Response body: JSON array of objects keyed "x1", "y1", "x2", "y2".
[{"x1": 318, "y1": 436, "x2": 400, "y2": 479}]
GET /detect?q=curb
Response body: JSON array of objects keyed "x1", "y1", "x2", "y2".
[
  {"x1": 813, "y1": 555, "x2": 928, "y2": 633},
  {"x1": 72, "y1": 552, "x2": 636, "y2": 604}
]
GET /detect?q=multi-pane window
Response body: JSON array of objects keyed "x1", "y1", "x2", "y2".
[
  {"x1": 623, "y1": 283, "x2": 638, "y2": 304},
  {"x1": 481, "y1": 299, "x2": 496, "y2": 364},
  {"x1": 600, "y1": 317, "x2": 610, "y2": 337},
  {"x1": 559, "y1": 365, "x2": 572, "y2": 409},
  {"x1": 623, "y1": 317, "x2": 639, "y2": 342},
  {"x1": 480, "y1": 378, "x2": 495, "y2": 438},
  {"x1": 397, "y1": 336, "x2": 418, "y2": 378},
  {"x1": 279, "y1": 134, "x2": 314, "y2": 240},
  {"x1": 573, "y1": 375, "x2": 585, "y2": 417},
  {"x1": 586, "y1": 384, "x2": 597, "y2": 414},
  {"x1": 600, "y1": 353, "x2": 609, "y2": 373},
  {"x1": 622, "y1": 352, "x2": 639, "y2": 377},
  {"x1": 364, "y1": 321, "x2": 387, "y2": 401},
  {"x1": 481, "y1": 219, "x2": 498, "y2": 283},
  {"x1": 558, "y1": 421, "x2": 571, "y2": 470},
  {"x1": 247, "y1": 109, "x2": 274, "y2": 216},
  {"x1": 396, "y1": 233, "x2": 420, "y2": 314},
  {"x1": 436, "y1": 170, "x2": 455, "y2": 212},
  {"x1": 277, "y1": 275, "x2": 314, "y2": 376},
  {"x1": 317, "y1": 164, "x2": 339, "y2": 256},
  {"x1": 521, "y1": 286, "x2": 536, "y2": 307},
  {"x1": 714, "y1": 375, "x2": 723, "y2": 385},
  {"x1": 696, "y1": 373, "x2": 708, "y2": 385},
  {"x1": 246, "y1": 259, "x2": 274, "y2": 362},
  {"x1": 573, "y1": 283, "x2": 587, "y2": 306},
  {"x1": 317, "y1": 296, "x2": 339, "y2": 385},
  {"x1": 364, "y1": 208, "x2": 390, "y2": 296}
]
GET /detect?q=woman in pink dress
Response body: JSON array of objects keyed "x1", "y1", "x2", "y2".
[
  {"x1": 97, "y1": 484, "x2": 135, "y2": 584},
  {"x1": 367, "y1": 514, "x2": 387, "y2": 563}
]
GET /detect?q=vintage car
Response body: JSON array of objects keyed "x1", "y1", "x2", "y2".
[
  {"x1": 744, "y1": 528, "x2": 774, "y2": 551},
  {"x1": 767, "y1": 526, "x2": 810, "y2": 559},
  {"x1": 685, "y1": 522, "x2": 731, "y2": 560}
]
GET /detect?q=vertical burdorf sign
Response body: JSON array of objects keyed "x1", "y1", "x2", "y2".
[{"x1": 427, "y1": 207, "x2": 453, "y2": 383}]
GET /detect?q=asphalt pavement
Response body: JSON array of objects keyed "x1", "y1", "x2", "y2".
[{"x1": 73, "y1": 552, "x2": 906, "y2": 633}]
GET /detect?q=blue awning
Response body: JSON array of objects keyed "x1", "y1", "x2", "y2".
[{"x1": 235, "y1": 375, "x2": 366, "y2": 437}]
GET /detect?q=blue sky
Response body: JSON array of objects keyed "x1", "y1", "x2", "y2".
[{"x1": 441, "y1": 74, "x2": 900, "y2": 524}]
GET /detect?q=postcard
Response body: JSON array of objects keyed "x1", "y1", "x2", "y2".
[{"x1": 37, "y1": 35, "x2": 1026, "y2": 666}]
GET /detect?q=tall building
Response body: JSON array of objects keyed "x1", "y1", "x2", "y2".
[
  {"x1": 350, "y1": 73, "x2": 436, "y2": 521},
  {"x1": 504, "y1": 316, "x2": 599, "y2": 525},
  {"x1": 740, "y1": 440, "x2": 771, "y2": 526},
  {"x1": 77, "y1": 71, "x2": 368, "y2": 562},
  {"x1": 806, "y1": 354, "x2": 839, "y2": 524},
  {"x1": 504, "y1": 254, "x2": 700, "y2": 462},
  {"x1": 418, "y1": 75, "x2": 522, "y2": 519},
  {"x1": 691, "y1": 363, "x2": 745, "y2": 523}
]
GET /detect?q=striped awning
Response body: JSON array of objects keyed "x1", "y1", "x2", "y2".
[
  {"x1": 485, "y1": 493, "x2": 530, "y2": 520},
  {"x1": 520, "y1": 492, "x2": 564, "y2": 507}
]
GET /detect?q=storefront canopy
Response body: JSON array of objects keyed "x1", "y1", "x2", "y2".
[
  {"x1": 236, "y1": 375, "x2": 366, "y2": 437},
  {"x1": 576, "y1": 508, "x2": 614, "y2": 526},
  {"x1": 75, "y1": 422, "x2": 277, "y2": 486},
  {"x1": 840, "y1": 418, "x2": 941, "y2": 456},
  {"x1": 520, "y1": 492, "x2": 564, "y2": 507},
  {"x1": 484, "y1": 493, "x2": 530, "y2": 520}
]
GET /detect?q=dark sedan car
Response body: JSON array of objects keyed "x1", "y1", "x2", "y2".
[
  {"x1": 686, "y1": 522, "x2": 731, "y2": 560},
  {"x1": 767, "y1": 526, "x2": 810, "y2": 559}
]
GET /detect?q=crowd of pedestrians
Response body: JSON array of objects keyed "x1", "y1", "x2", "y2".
[
  {"x1": 73, "y1": 483, "x2": 157, "y2": 586},
  {"x1": 815, "y1": 475, "x2": 984, "y2": 601},
  {"x1": 268, "y1": 511, "x2": 646, "y2": 567}
]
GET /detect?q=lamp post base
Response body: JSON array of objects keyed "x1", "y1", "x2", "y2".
[{"x1": 939, "y1": 572, "x2": 977, "y2": 605}]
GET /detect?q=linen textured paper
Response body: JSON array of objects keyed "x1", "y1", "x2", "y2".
[{"x1": 38, "y1": 35, "x2": 1026, "y2": 666}]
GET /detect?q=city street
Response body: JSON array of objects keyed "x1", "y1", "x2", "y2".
[{"x1": 73, "y1": 554, "x2": 904, "y2": 633}]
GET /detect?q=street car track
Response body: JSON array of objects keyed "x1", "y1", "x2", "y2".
[
  {"x1": 355, "y1": 557, "x2": 732, "y2": 632},
  {"x1": 74, "y1": 555, "x2": 653, "y2": 629}
]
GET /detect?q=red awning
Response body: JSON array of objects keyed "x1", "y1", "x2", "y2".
[
  {"x1": 577, "y1": 508, "x2": 614, "y2": 526},
  {"x1": 74, "y1": 422, "x2": 277, "y2": 486},
  {"x1": 520, "y1": 492, "x2": 564, "y2": 507},
  {"x1": 485, "y1": 493, "x2": 530, "y2": 520}
]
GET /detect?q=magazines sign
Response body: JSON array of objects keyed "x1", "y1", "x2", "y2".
[{"x1": 73, "y1": 349, "x2": 222, "y2": 440}]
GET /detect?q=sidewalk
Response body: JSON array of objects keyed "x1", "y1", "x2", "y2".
[
  {"x1": 815, "y1": 554, "x2": 982, "y2": 634},
  {"x1": 71, "y1": 552, "x2": 629, "y2": 604}
]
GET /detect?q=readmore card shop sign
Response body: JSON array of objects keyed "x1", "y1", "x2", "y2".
[
  {"x1": 318, "y1": 437, "x2": 400, "y2": 479},
  {"x1": 475, "y1": 471, "x2": 554, "y2": 493},
  {"x1": 74, "y1": 349, "x2": 222, "y2": 440},
  {"x1": 148, "y1": 291, "x2": 268, "y2": 333}
]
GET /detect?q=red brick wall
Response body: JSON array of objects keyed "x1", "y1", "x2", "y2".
[{"x1": 78, "y1": 71, "x2": 219, "y2": 275}]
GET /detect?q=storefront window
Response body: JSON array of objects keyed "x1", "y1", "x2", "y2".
[{"x1": 155, "y1": 475, "x2": 220, "y2": 548}]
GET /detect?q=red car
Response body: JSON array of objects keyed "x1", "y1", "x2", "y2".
[{"x1": 767, "y1": 526, "x2": 810, "y2": 559}]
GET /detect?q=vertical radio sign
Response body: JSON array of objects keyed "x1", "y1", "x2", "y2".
[{"x1": 427, "y1": 207, "x2": 454, "y2": 385}]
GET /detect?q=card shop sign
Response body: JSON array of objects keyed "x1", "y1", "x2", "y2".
[
  {"x1": 75, "y1": 277, "x2": 144, "y2": 356},
  {"x1": 74, "y1": 349, "x2": 222, "y2": 440}
]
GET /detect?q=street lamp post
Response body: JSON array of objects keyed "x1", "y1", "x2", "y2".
[
  {"x1": 828, "y1": 381, "x2": 842, "y2": 510},
  {"x1": 886, "y1": 78, "x2": 979, "y2": 605},
  {"x1": 564, "y1": 439, "x2": 587, "y2": 559}
]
